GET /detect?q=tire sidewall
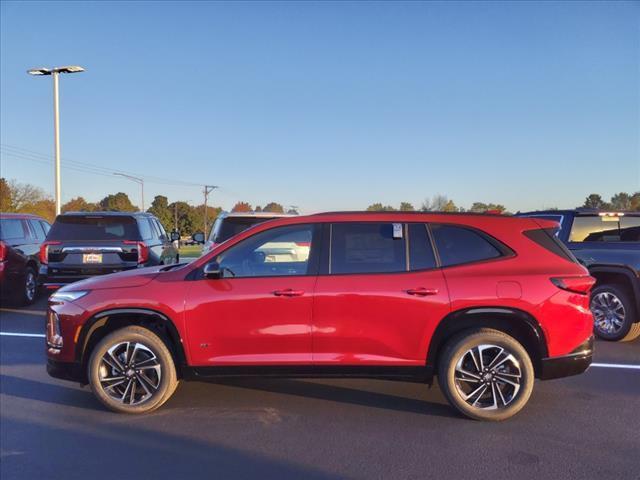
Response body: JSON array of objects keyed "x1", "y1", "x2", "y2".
[
  {"x1": 20, "y1": 266, "x2": 37, "y2": 305},
  {"x1": 88, "y1": 327, "x2": 177, "y2": 414},
  {"x1": 439, "y1": 330, "x2": 535, "y2": 421},
  {"x1": 591, "y1": 285, "x2": 634, "y2": 341}
]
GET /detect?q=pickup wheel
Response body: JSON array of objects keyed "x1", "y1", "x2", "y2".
[
  {"x1": 88, "y1": 326, "x2": 179, "y2": 413},
  {"x1": 591, "y1": 285, "x2": 640, "y2": 342},
  {"x1": 437, "y1": 328, "x2": 535, "y2": 421}
]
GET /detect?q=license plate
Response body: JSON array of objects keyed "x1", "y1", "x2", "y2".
[{"x1": 82, "y1": 253, "x2": 103, "y2": 264}]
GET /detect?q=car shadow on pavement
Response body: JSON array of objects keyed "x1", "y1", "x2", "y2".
[
  {"x1": 199, "y1": 378, "x2": 457, "y2": 419},
  {"x1": 0, "y1": 374, "x2": 98, "y2": 410}
]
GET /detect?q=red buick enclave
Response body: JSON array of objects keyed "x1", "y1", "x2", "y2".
[{"x1": 46, "y1": 212, "x2": 594, "y2": 420}]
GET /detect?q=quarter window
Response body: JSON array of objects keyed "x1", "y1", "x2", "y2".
[
  {"x1": 431, "y1": 224, "x2": 502, "y2": 267},
  {"x1": 330, "y1": 223, "x2": 406, "y2": 274},
  {"x1": 28, "y1": 220, "x2": 46, "y2": 241},
  {"x1": 216, "y1": 224, "x2": 315, "y2": 278},
  {"x1": 138, "y1": 219, "x2": 154, "y2": 240},
  {"x1": 408, "y1": 224, "x2": 437, "y2": 270}
]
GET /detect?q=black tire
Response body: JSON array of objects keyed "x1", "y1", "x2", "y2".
[
  {"x1": 591, "y1": 285, "x2": 640, "y2": 342},
  {"x1": 437, "y1": 328, "x2": 535, "y2": 421},
  {"x1": 88, "y1": 326, "x2": 179, "y2": 414},
  {"x1": 17, "y1": 266, "x2": 38, "y2": 306}
]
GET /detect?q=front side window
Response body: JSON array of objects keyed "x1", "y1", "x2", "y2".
[
  {"x1": 569, "y1": 216, "x2": 640, "y2": 243},
  {"x1": 216, "y1": 224, "x2": 315, "y2": 278},
  {"x1": 431, "y1": 224, "x2": 502, "y2": 267},
  {"x1": 330, "y1": 223, "x2": 406, "y2": 274}
]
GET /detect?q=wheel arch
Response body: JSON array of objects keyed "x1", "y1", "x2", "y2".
[
  {"x1": 426, "y1": 307, "x2": 548, "y2": 377},
  {"x1": 588, "y1": 265, "x2": 640, "y2": 320},
  {"x1": 76, "y1": 308, "x2": 187, "y2": 380}
]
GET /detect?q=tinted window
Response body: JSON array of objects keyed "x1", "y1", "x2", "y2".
[
  {"x1": 138, "y1": 218, "x2": 154, "y2": 240},
  {"x1": 40, "y1": 221, "x2": 51, "y2": 236},
  {"x1": 330, "y1": 223, "x2": 406, "y2": 274},
  {"x1": 216, "y1": 224, "x2": 314, "y2": 278},
  {"x1": 523, "y1": 228, "x2": 577, "y2": 263},
  {"x1": 213, "y1": 217, "x2": 276, "y2": 244},
  {"x1": 47, "y1": 216, "x2": 140, "y2": 241},
  {"x1": 408, "y1": 223, "x2": 437, "y2": 270},
  {"x1": 153, "y1": 219, "x2": 167, "y2": 239},
  {"x1": 570, "y1": 216, "x2": 640, "y2": 243},
  {"x1": 0, "y1": 219, "x2": 26, "y2": 240},
  {"x1": 431, "y1": 224, "x2": 502, "y2": 267},
  {"x1": 28, "y1": 220, "x2": 46, "y2": 241}
]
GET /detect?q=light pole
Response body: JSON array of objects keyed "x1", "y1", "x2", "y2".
[
  {"x1": 113, "y1": 173, "x2": 145, "y2": 211},
  {"x1": 203, "y1": 185, "x2": 218, "y2": 235},
  {"x1": 27, "y1": 66, "x2": 85, "y2": 215}
]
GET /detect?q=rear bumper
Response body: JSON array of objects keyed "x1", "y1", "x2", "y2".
[
  {"x1": 39, "y1": 264, "x2": 139, "y2": 288},
  {"x1": 47, "y1": 359, "x2": 85, "y2": 383},
  {"x1": 539, "y1": 336, "x2": 593, "y2": 380}
]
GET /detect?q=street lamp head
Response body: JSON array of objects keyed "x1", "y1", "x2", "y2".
[
  {"x1": 27, "y1": 68, "x2": 52, "y2": 76},
  {"x1": 27, "y1": 66, "x2": 85, "y2": 76}
]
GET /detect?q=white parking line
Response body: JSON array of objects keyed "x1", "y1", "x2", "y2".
[
  {"x1": 0, "y1": 332, "x2": 46, "y2": 338},
  {"x1": 0, "y1": 332, "x2": 639, "y2": 371}
]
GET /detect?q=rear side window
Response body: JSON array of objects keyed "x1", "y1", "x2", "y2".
[
  {"x1": 330, "y1": 223, "x2": 406, "y2": 274},
  {"x1": 431, "y1": 224, "x2": 502, "y2": 267},
  {"x1": 569, "y1": 216, "x2": 640, "y2": 243},
  {"x1": 47, "y1": 216, "x2": 140, "y2": 241},
  {"x1": 28, "y1": 220, "x2": 46, "y2": 241},
  {"x1": 138, "y1": 218, "x2": 154, "y2": 240},
  {"x1": 0, "y1": 219, "x2": 27, "y2": 240},
  {"x1": 40, "y1": 221, "x2": 51, "y2": 236},
  {"x1": 523, "y1": 228, "x2": 577, "y2": 263},
  {"x1": 408, "y1": 223, "x2": 437, "y2": 270}
]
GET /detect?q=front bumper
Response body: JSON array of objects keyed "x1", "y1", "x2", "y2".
[
  {"x1": 47, "y1": 359, "x2": 86, "y2": 383},
  {"x1": 539, "y1": 336, "x2": 593, "y2": 380}
]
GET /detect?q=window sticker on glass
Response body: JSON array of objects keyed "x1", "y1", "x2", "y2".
[{"x1": 393, "y1": 223, "x2": 403, "y2": 239}]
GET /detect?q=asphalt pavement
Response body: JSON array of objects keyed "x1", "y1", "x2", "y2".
[{"x1": 1, "y1": 296, "x2": 639, "y2": 480}]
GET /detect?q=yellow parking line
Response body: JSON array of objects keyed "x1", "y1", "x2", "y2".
[{"x1": 0, "y1": 308, "x2": 46, "y2": 316}]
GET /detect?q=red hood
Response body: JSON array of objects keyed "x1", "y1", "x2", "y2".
[{"x1": 59, "y1": 265, "x2": 163, "y2": 291}]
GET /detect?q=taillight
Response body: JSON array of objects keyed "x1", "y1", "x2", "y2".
[
  {"x1": 551, "y1": 276, "x2": 596, "y2": 295},
  {"x1": 124, "y1": 241, "x2": 149, "y2": 264},
  {"x1": 39, "y1": 241, "x2": 60, "y2": 265},
  {"x1": 0, "y1": 241, "x2": 6, "y2": 262}
]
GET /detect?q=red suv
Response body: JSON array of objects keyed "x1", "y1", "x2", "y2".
[{"x1": 46, "y1": 212, "x2": 595, "y2": 420}]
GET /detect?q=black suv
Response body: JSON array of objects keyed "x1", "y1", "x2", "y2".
[
  {"x1": 40, "y1": 212, "x2": 179, "y2": 289},
  {"x1": 0, "y1": 213, "x2": 51, "y2": 305},
  {"x1": 518, "y1": 209, "x2": 640, "y2": 341}
]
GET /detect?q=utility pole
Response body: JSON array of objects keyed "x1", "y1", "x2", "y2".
[
  {"x1": 203, "y1": 185, "x2": 218, "y2": 235},
  {"x1": 174, "y1": 203, "x2": 178, "y2": 232},
  {"x1": 27, "y1": 65, "x2": 85, "y2": 215},
  {"x1": 113, "y1": 173, "x2": 144, "y2": 211}
]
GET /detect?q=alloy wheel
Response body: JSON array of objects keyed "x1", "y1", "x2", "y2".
[
  {"x1": 591, "y1": 292, "x2": 626, "y2": 335},
  {"x1": 453, "y1": 344, "x2": 522, "y2": 410},
  {"x1": 24, "y1": 271, "x2": 36, "y2": 302},
  {"x1": 98, "y1": 341, "x2": 162, "y2": 405}
]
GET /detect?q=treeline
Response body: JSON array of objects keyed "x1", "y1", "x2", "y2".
[{"x1": 367, "y1": 195, "x2": 507, "y2": 213}]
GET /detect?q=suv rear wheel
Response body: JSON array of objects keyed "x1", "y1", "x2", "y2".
[
  {"x1": 19, "y1": 266, "x2": 38, "y2": 306},
  {"x1": 591, "y1": 285, "x2": 640, "y2": 342},
  {"x1": 437, "y1": 328, "x2": 535, "y2": 421},
  {"x1": 88, "y1": 326, "x2": 179, "y2": 413}
]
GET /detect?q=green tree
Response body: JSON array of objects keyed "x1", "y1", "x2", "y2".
[
  {"x1": 630, "y1": 192, "x2": 640, "y2": 211},
  {"x1": 442, "y1": 200, "x2": 459, "y2": 212},
  {"x1": 263, "y1": 202, "x2": 285, "y2": 213},
  {"x1": 192, "y1": 204, "x2": 222, "y2": 235},
  {"x1": 421, "y1": 194, "x2": 451, "y2": 211},
  {"x1": 168, "y1": 201, "x2": 197, "y2": 235},
  {"x1": 62, "y1": 197, "x2": 96, "y2": 213},
  {"x1": 231, "y1": 201, "x2": 252, "y2": 212},
  {"x1": 366, "y1": 203, "x2": 395, "y2": 211},
  {"x1": 399, "y1": 202, "x2": 415, "y2": 211},
  {"x1": 147, "y1": 195, "x2": 173, "y2": 232},
  {"x1": 583, "y1": 194, "x2": 608, "y2": 209},
  {"x1": 0, "y1": 178, "x2": 13, "y2": 211},
  {"x1": 469, "y1": 202, "x2": 506, "y2": 213},
  {"x1": 99, "y1": 192, "x2": 137, "y2": 212},
  {"x1": 610, "y1": 192, "x2": 631, "y2": 210}
]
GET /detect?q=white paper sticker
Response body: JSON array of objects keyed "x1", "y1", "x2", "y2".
[{"x1": 392, "y1": 223, "x2": 403, "y2": 239}]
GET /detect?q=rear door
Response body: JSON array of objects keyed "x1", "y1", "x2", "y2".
[{"x1": 312, "y1": 222, "x2": 450, "y2": 366}]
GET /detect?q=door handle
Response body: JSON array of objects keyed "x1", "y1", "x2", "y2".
[
  {"x1": 406, "y1": 287, "x2": 438, "y2": 297},
  {"x1": 273, "y1": 289, "x2": 305, "y2": 297}
]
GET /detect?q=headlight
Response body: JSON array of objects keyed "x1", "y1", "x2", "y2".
[
  {"x1": 46, "y1": 310, "x2": 63, "y2": 350},
  {"x1": 50, "y1": 290, "x2": 89, "y2": 302}
]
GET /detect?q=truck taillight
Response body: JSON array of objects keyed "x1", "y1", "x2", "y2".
[
  {"x1": 39, "y1": 241, "x2": 60, "y2": 265},
  {"x1": 124, "y1": 241, "x2": 149, "y2": 264},
  {"x1": 551, "y1": 276, "x2": 596, "y2": 295}
]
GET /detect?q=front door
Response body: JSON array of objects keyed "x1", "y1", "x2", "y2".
[{"x1": 185, "y1": 223, "x2": 320, "y2": 365}]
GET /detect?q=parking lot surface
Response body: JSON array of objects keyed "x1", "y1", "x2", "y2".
[{"x1": 1, "y1": 297, "x2": 639, "y2": 480}]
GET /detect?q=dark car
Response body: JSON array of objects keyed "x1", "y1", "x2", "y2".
[
  {"x1": 0, "y1": 213, "x2": 51, "y2": 305},
  {"x1": 40, "y1": 212, "x2": 179, "y2": 290},
  {"x1": 517, "y1": 209, "x2": 640, "y2": 341},
  {"x1": 47, "y1": 212, "x2": 594, "y2": 420}
]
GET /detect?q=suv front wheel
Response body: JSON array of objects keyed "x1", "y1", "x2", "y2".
[
  {"x1": 437, "y1": 329, "x2": 535, "y2": 421},
  {"x1": 88, "y1": 326, "x2": 179, "y2": 413}
]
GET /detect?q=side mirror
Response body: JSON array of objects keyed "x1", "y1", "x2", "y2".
[
  {"x1": 192, "y1": 232, "x2": 205, "y2": 244},
  {"x1": 170, "y1": 231, "x2": 181, "y2": 242},
  {"x1": 203, "y1": 261, "x2": 222, "y2": 279}
]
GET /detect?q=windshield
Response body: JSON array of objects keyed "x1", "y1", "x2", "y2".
[
  {"x1": 48, "y1": 216, "x2": 140, "y2": 241},
  {"x1": 210, "y1": 217, "x2": 276, "y2": 244}
]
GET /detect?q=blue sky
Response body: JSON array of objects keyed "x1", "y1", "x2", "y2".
[{"x1": 1, "y1": 1, "x2": 638, "y2": 213}]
